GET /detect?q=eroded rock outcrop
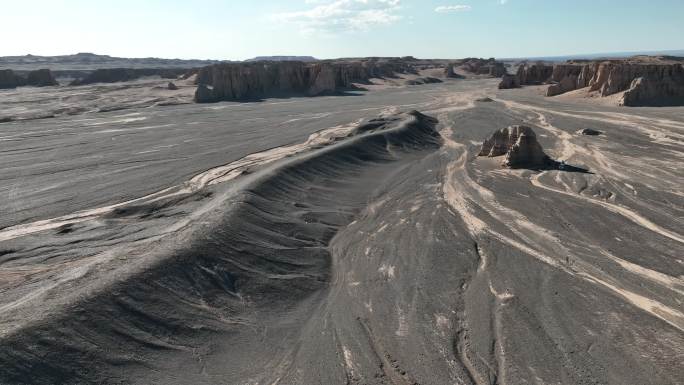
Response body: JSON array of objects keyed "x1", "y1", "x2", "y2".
[
  {"x1": 499, "y1": 63, "x2": 554, "y2": 89},
  {"x1": 498, "y1": 73, "x2": 520, "y2": 89},
  {"x1": 519, "y1": 63, "x2": 554, "y2": 84},
  {"x1": 70, "y1": 68, "x2": 187, "y2": 86},
  {"x1": 194, "y1": 60, "x2": 415, "y2": 102},
  {"x1": 460, "y1": 58, "x2": 506, "y2": 77},
  {"x1": 0, "y1": 69, "x2": 58, "y2": 88},
  {"x1": 544, "y1": 59, "x2": 684, "y2": 105},
  {"x1": 0, "y1": 69, "x2": 26, "y2": 89},
  {"x1": 25, "y1": 69, "x2": 58, "y2": 87},
  {"x1": 479, "y1": 125, "x2": 550, "y2": 168},
  {"x1": 444, "y1": 64, "x2": 464, "y2": 79}
]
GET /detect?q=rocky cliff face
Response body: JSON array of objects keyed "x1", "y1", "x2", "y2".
[
  {"x1": 498, "y1": 73, "x2": 519, "y2": 89},
  {"x1": 519, "y1": 63, "x2": 554, "y2": 85},
  {"x1": 194, "y1": 60, "x2": 414, "y2": 103},
  {"x1": 544, "y1": 61, "x2": 684, "y2": 105},
  {"x1": 460, "y1": 58, "x2": 506, "y2": 77},
  {"x1": 1, "y1": 69, "x2": 58, "y2": 88},
  {"x1": 499, "y1": 63, "x2": 554, "y2": 89},
  {"x1": 479, "y1": 125, "x2": 550, "y2": 168},
  {"x1": 0, "y1": 69, "x2": 26, "y2": 89},
  {"x1": 620, "y1": 72, "x2": 684, "y2": 106},
  {"x1": 71, "y1": 68, "x2": 186, "y2": 86},
  {"x1": 25, "y1": 69, "x2": 58, "y2": 87}
]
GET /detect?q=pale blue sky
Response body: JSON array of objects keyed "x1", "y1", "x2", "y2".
[{"x1": 3, "y1": 0, "x2": 683, "y2": 60}]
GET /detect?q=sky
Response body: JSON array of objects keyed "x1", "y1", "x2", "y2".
[{"x1": 2, "y1": 0, "x2": 683, "y2": 60}]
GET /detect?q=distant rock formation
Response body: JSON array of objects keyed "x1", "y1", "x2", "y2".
[
  {"x1": 25, "y1": 69, "x2": 58, "y2": 87},
  {"x1": 459, "y1": 58, "x2": 506, "y2": 77},
  {"x1": 0, "y1": 68, "x2": 57, "y2": 88},
  {"x1": 246, "y1": 56, "x2": 318, "y2": 62},
  {"x1": 194, "y1": 59, "x2": 416, "y2": 103},
  {"x1": 167, "y1": 82, "x2": 178, "y2": 90},
  {"x1": 0, "y1": 52, "x2": 220, "y2": 72},
  {"x1": 444, "y1": 64, "x2": 464, "y2": 79},
  {"x1": 479, "y1": 125, "x2": 550, "y2": 168},
  {"x1": 498, "y1": 73, "x2": 519, "y2": 89},
  {"x1": 0, "y1": 69, "x2": 26, "y2": 89},
  {"x1": 70, "y1": 68, "x2": 187, "y2": 86},
  {"x1": 544, "y1": 61, "x2": 684, "y2": 105},
  {"x1": 499, "y1": 63, "x2": 554, "y2": 89}
]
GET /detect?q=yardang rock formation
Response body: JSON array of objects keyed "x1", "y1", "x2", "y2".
[{"x1": 479, "y1": 125, "x2": 551, "y2": 168}]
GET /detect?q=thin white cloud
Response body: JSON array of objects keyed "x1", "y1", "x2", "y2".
[
  {"x1": 271, "y1": 0, "x2": 402, "y2": 35},
  {"x1": 435, "y1": 5, "x2": 472, "y2": 13},
  {"x1": 500, "y1": 0, "x2": 508, "y2": 4}
]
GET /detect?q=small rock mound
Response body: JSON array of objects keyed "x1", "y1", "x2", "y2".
[
  {"x1": 479, "y1": 125, "x2": 550, "y2": 168},
  {"x1": 475, "y1": 97, "x2": 494, "y2": 102},
  {"x1": 167, "y1": 82, "x2": 179, "y2": 90},
  {"x1": 405, "y1": 77, "x2": 442, "y2": 85},
  {"x1": 577, "y1": 128, "x2": 602, "y2": 136}
]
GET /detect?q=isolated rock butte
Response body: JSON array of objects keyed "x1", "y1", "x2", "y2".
[
  {"x1": 167, "y1": 82, "x2": 178, "y2": 90},
  {"x1": 479, "y1": 125, "x2": 550, "y2": 168},
  {"x1": 194, "y1": 60, "x2": 414, "y2": 102}
]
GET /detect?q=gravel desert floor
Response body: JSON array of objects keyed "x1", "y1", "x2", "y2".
[{"x1": 0, "y1": 77, "x2": 682, "y2": 384}]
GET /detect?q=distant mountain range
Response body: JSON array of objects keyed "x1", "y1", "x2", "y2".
[
  {"x1": 502, "y1": 49, "x2": 684, "y2": 62},
  {"x1": 0, "y1": 53, "x2": 321, "y2": 71},
  {"x1": 245, "y1": 56, "x2": 318, "y2": 62},
  {"x1": 0, "y1": 52, "x2": 222, "y2": 71}
]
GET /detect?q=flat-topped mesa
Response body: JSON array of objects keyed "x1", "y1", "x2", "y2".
[
  {"x1": 479, "y1": 125, "x2": 551, "y2": 168},
  {"x1": 194, "y1": 60, "x2": 414, "y2": 103}
]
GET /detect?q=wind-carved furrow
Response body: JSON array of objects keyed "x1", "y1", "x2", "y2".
[{"x1": 0, "y1": 110, "x2": 443, "y2": 384}]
